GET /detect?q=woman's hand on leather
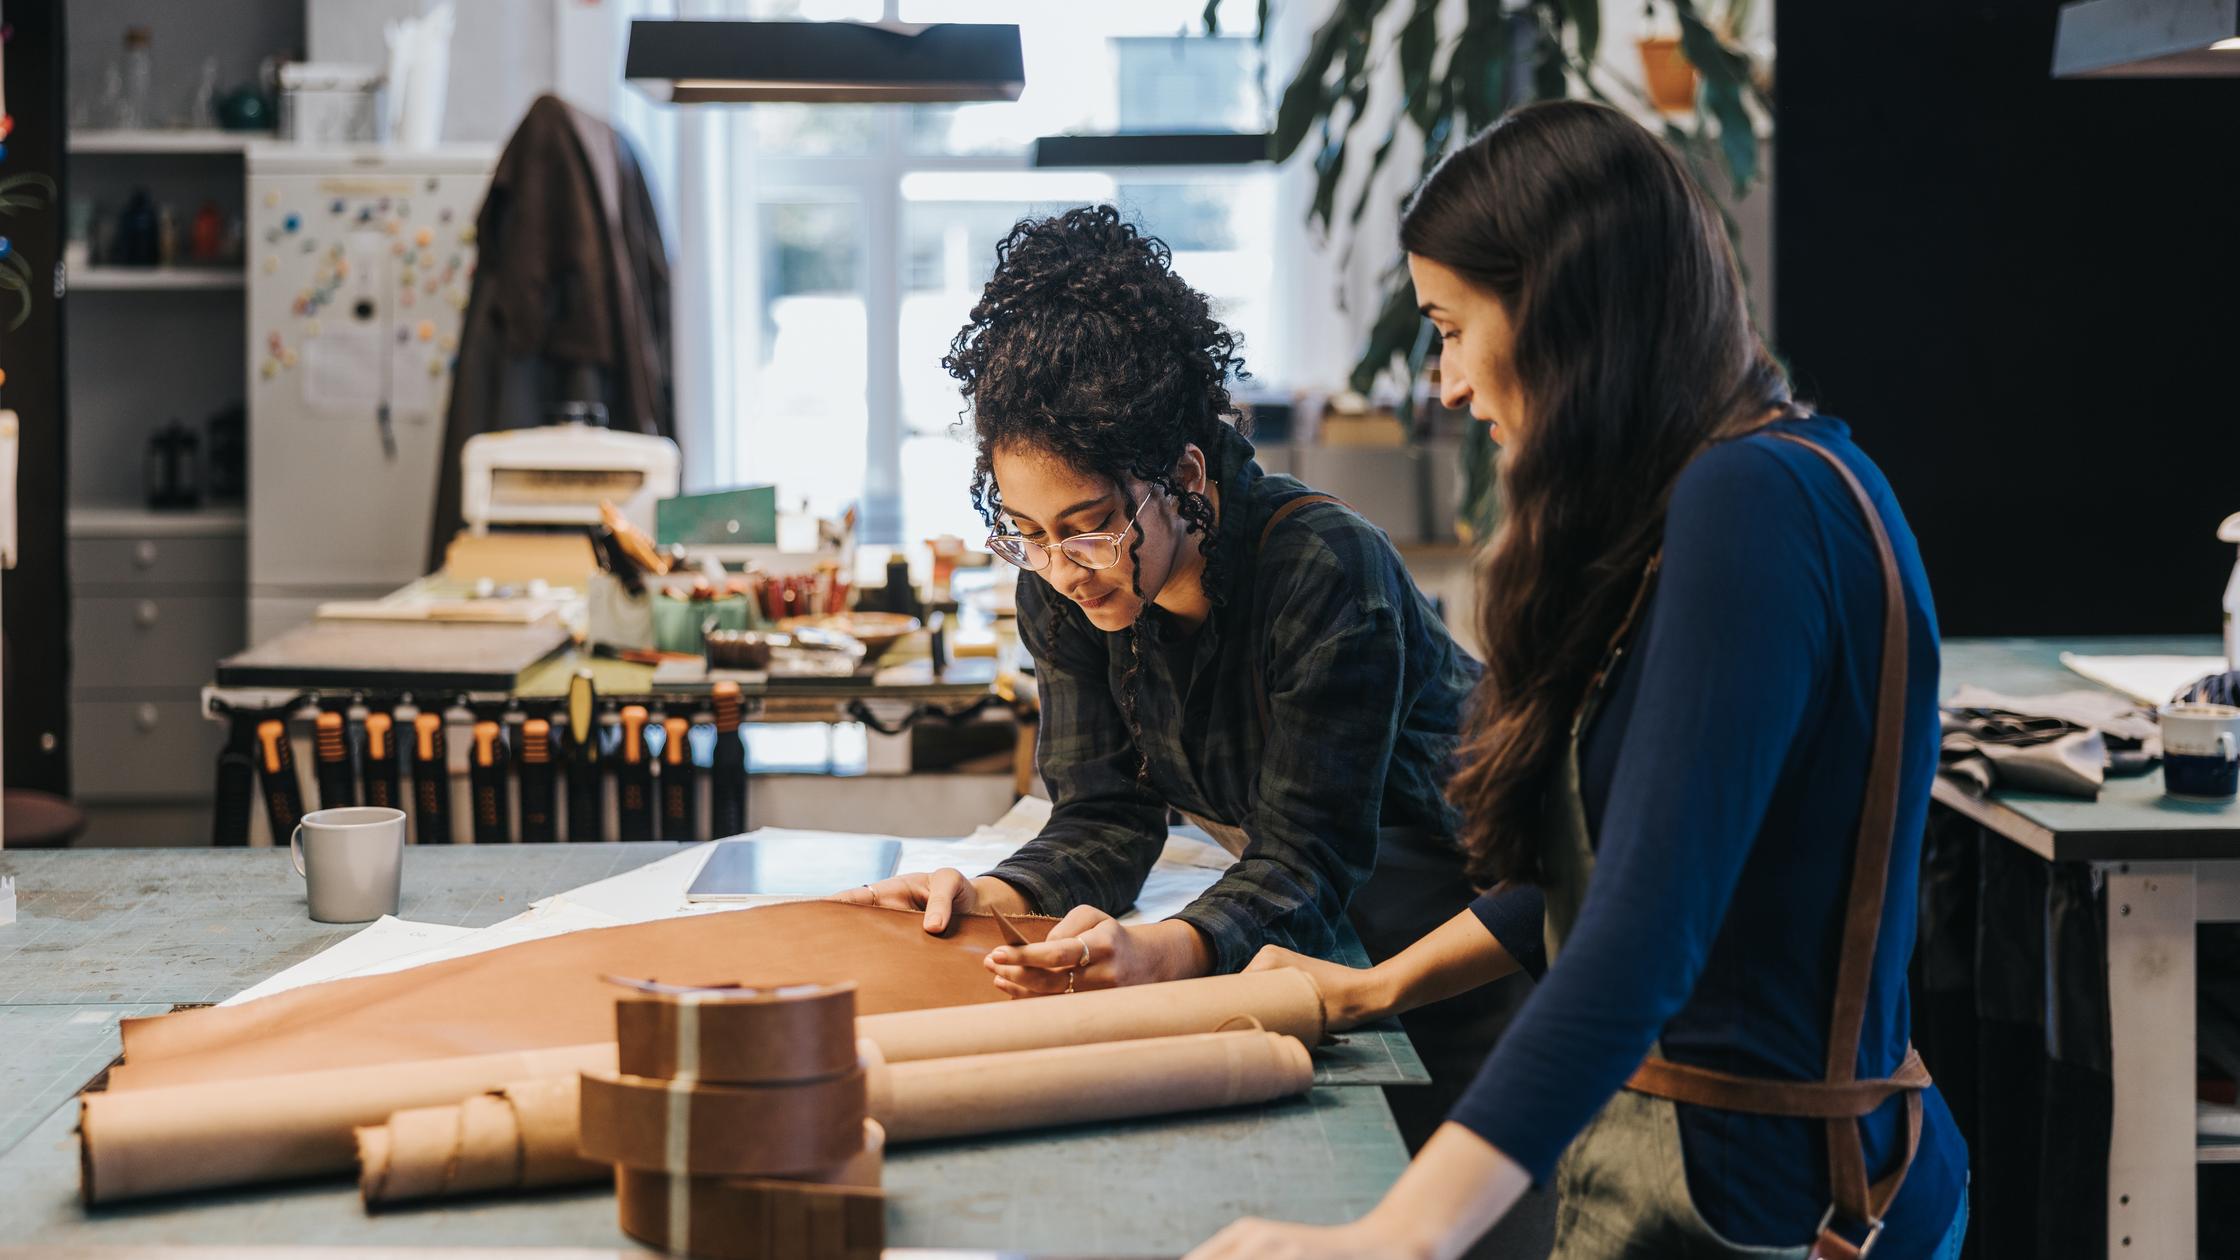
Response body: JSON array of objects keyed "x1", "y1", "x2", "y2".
[
  {"x1": 983, "y1": 904, "x2": 1213, "y2": 996},
  {"x1": 1245, "y1": 945, "x2": 1394, "y2": 1031},
  {"x1": 1184, "y1": 1217, "x2": 1433, "y2": 1260},
  {"x1": 829, "y1": 869, "x2": 1029, "y2": 935}
]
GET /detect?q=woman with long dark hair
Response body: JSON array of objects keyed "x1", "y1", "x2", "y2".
[
  {"x1": 1191, "y1": 101, "x2": 1967, "y2": 1259},
  {"x1": 835, "y1": 204, "x2": 1528, "y2": 1162}
]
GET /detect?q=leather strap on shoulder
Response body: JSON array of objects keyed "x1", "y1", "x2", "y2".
[{"x1": 1619, "y1": 432, "x2": 1924, "y2": 1253}]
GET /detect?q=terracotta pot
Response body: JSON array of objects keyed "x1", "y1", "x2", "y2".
[{"x1": 1638, "y1": 35, "x2": 1697, "y2": 113}]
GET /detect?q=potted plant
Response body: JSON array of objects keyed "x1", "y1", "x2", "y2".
[{"x1": 1211, "y1": 0, "x2": 1769, "y2": 539}]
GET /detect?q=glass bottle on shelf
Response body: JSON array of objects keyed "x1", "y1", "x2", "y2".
[{"x1": 116, "y1": 27, "x2": 154, "y2": 130}]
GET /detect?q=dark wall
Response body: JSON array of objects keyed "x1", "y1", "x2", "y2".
[
  {"x1": 1775, "y1": 0, "x2": 2240, "y2": 637},
  {"x1": 2, "y1": 0, "x2": 72, "y2": 795}
]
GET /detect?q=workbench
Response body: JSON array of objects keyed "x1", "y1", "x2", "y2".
[
  {"x1": 1937, "y1": 635, "x2": 2236, "y2": 1260},
  {"x1": 0, "y1": 845, "x2": 1421, "y2": 1254}
]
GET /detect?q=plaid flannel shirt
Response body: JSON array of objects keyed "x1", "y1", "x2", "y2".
[{"x1": 987, "y1": 428, "x2": 1481, "y2": 972}]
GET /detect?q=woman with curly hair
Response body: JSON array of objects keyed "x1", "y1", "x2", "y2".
[
  {"x1": 1190, "y1": 101, "x2": 1966, "y2": 1260},
  {"x1": 837, "y1": 203, "x2": 1522, "y2": 1160}
]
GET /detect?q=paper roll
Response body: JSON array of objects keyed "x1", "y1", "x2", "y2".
[
  {"x1": 576, "y1": 1068, "x2": 868, "y2": 1178},
  {"x1": 615, "y1": 981, "x2": 858, "y2": 1084},
  {"x1": 79, "y1": 1042, "x2": 618, "y2": 1205},
  {"x1": 349, "y1": 1032, "x2": 1311, "y2": 1206},
  {"x1": 856, "y1": 968, "x2": 1326, "y2": 1062},
  {"x1": 356, "y1": 1076, "x2": 604, "y2": 1207},
  {"x1": 868, "y1": 1030, "x2": 1314, "y2": 1143}
]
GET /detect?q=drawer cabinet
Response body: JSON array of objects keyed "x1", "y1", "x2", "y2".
[
  {"x1": 70, "y1": 698, "x2": 227, "y2": 800},
  {"x1": 71, "y1": 535, "x2": 245, "y2": 590},
  {"x1": 66, "y1": 512, "x2": 248, "y2": 814},
  {"x1": 71, "y1": 594, "x2": 245, "y2": 692}
]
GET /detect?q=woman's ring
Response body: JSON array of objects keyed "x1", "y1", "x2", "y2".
[{"x1": 1076, "y1": 938, "x2": 1092, "y2": 971}]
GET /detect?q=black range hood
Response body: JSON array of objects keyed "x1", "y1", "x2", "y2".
[{"x1": 625, "y1": 20, "x2": 1025, "y2": 104}]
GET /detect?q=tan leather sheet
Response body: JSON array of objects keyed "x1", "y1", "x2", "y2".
[{"x1": 108, "y1": 902, "x2": 1050, "y2": 1091}]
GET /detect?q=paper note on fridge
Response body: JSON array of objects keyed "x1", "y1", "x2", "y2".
[{"x1": 303, "y1": 326, "x2": 385, "y2": 412}]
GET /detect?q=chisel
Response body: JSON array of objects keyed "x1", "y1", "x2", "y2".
[
  {"x1": 313, "y1": 710, "x2": 356, "y2": 810},
  {"x1": 710, "y1": 680, "x2": 747, "y2": 838},
  {"x1": 617, "y1": 704, "x2": 654, "y2": 842},
  {"x1": 211, "y1": 713, "x2": 258, "y2": 847},
  {"x1": 468, "y1": 719, "x2": 510, "y2": 845},
  {"x1": 254, "y1": 717, "x2": 306, "y2": 843},
  {"x1": 518, "y1": 717, "x2": 558, "y2": 843},
  {"x1": 659, "y1": 713, "x2": 694, "y2": 841},
  {"x1": 410, "y1": 711, "x2": 449, "y2": 844},
  {"x1": 361, "y1": 710, "x2": 402, "y2": 811},
  {"x1": 564, "y1": 671, "x2": 601, "y2": 843}
]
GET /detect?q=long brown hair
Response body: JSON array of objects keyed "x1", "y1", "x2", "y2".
[{"x1": 1409, "y1": 101, "x2": 1793, "y2": 886}]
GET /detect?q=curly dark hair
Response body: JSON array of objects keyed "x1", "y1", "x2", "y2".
[{"x1": 943, "y1": 204, "x2": 1249, "y2": 781}]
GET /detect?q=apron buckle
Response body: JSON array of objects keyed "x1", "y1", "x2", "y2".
[{"x1": 1809, "y1": 1203, "x2": 1884, "y2": 1260}]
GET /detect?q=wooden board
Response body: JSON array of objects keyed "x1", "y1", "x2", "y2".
[{"x1": 214, "y1": 620, "x2": 575, "y2": 691}]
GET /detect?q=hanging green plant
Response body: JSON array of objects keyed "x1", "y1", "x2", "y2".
[{"x1": 0, "y1": 172, "x2": 57, "y2": 330}]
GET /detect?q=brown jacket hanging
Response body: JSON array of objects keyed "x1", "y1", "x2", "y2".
[{"x1": 427, "y1": 93, "x2": 675, "y2": 571}]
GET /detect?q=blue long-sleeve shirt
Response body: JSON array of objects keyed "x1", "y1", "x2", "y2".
[{"x1": 1459, "y1": 415, "x2": 1966, "y2": 1254}]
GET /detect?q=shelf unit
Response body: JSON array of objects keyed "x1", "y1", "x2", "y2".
[
  {"x1": 64, "y1": 121, "x2": 254, "y2": 848},
  {"x1": 66, "y1": 129, "x2": 263, "y2": 155},
  {"x1": 70, "y1": 266, "x2": 244, "y2": 291}
]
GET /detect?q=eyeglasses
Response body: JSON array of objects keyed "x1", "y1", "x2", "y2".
[{"x1": 986, "y1": 490, "x2": 1155, "y2": 573}]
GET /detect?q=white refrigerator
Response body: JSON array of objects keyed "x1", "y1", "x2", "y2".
[{"x1": 244, "y1": 145, "x2": 496, "y2": 643}]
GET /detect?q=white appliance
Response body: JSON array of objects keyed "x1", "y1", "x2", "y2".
[
  {"x1": 245, "y1": 144, "x2": 495, "y2": 642},
  {"x1": 460, "y1": 423, "x2": 679, "y2": 535}
]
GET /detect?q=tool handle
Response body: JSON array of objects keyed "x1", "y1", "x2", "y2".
[
  {"x1": 518, "y1": 718, "x2": 558, "y2": 844},
  {"x1": 711, "y1": 729, "x2": 747, "y2": 838},
  {"x1": 254, "y1": 718, "x2": 306, "y2": 843},
  {"x1": 410, "y1": 712, "x2": 449, "y2": 844},
  {"x1": 361, "y1": 711, "x2": 402, "y2": 811},
  {"x1": 212, "y1": 747, "x2": 257, "y2": 847},
  {"x1": 468, "y1": 720, "x2": 509, "y2": 845},
  {"x1": 312, "y1": 711, "x2": 356, "y2": 810},
  {"x1": 617, "y1": 706, "x2": 653, "y2": 842},
  {"x1": 565, "y1": 758, "x2": 602, "y2": 843},
  {"x1": 658, "y1": 716, "x2": 694, "y2": 840}
]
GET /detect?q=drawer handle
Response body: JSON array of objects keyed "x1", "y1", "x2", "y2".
[
  {"x1": 134, "y1": 540, "x2": 160, "y2": 569},
  {"x1": 135, "y1": 600, "x2": 159, "y2": 628},
  {"x1": 134, "y1": 704, "x2": 160, "y2": 732}
]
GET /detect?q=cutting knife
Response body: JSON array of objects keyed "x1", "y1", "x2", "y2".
[
  {"x1": 710, "y1": 680, "x2": 747, "y2": 838},
  {"x1": 312, "y1": 710, "x2": 356, "y2": 810},
  {"x1": 518, "y1": 717, "x2": 558, "y2": 843},
  {"x1": 468, "y1": 719, "x2": 510, "y2": 845},
  {"x1": 254, "y1": 717, "x2": 307, "y2": 844},
  {"x1": 211, "y1": 712, "x2": 258, "y2": 847},
  {"x1": 564, "y1": 671, "x2": 601, "y2": 843},
  {"x1": 990, "y1": 906, "x2": 1032, "y2": 949},
  {"x1": 617, "y1": 704, "x2": 654, "y2": 842},
  {"x1": 658, "y1": 713, "x2": 695, "y2": 841},
  {"x1": 360, "y1": 710, "x2": 402, "y2": 811},
  {"x1": 410, "y1": 711, "x2": 450, "y2": 844}
]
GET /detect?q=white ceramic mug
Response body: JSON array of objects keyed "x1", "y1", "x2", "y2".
[
  {"x1": 291, "y1": 806, "x2": 407, "y2": 923},
  {"x1": 2159, "y1": 702, "x2": 2240, "y2": 803}
]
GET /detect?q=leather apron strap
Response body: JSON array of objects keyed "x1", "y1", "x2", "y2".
[{"x1": 1621, "y1": 433, "x2": 1927, "y2": 1259}]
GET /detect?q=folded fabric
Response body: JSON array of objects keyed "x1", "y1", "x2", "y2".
[{"x1": 1940, "y1": 685, "x2": 2163, "y2": 798}]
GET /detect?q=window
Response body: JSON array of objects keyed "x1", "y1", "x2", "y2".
[{"x1": 700, "y1": 1, "x2": 1277, "y2": 546}]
